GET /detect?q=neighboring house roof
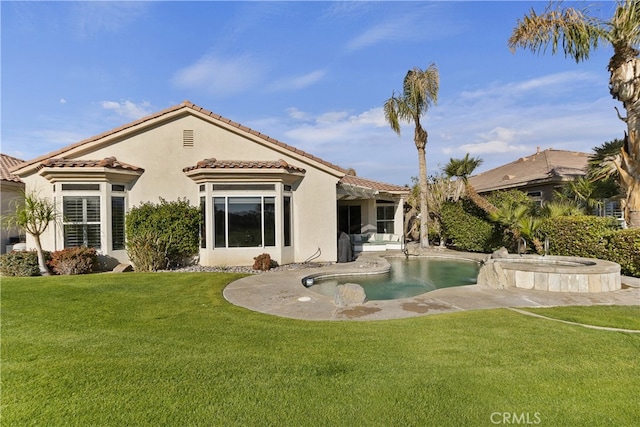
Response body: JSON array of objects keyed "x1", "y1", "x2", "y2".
[
  {"x1": 1, "y1": 153, "x2": 25, "y2": 183},
  {"x1": 468, "y1": 148, "x2": 589, "y2": 193},
  {"x1": 10, "y1": 100, "x2": 348, "y2": 177}
]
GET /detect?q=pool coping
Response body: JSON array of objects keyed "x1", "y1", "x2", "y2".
[{"x1": 222, "y1": 250, "x2": 640, "y2": 321}]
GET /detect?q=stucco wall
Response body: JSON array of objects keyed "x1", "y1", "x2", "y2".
[{"x1": 19, "y1": 113, "x2": 341, "y2": 266}]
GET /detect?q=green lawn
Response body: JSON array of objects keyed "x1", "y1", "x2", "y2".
[{"x1": 2, "y1": 273, "x2": 639, "y2": 426}]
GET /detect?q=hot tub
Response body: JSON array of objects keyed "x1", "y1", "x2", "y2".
[{"x1": 476, "y1": 254, "x2": 621, "y2": 293}]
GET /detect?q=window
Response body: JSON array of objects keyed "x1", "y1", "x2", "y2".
[
  {"x1": 213, "y1": 196, "x2": 276, "y2": 248},
  {"x1": 111, "y1": 197, "x2": 125, "y2": 250},
  {"x1": 338, "y1": 205, "x2": 361, "y2": 234},
  {"x1": 376, "y1": 205, "x2": 395, "y2": 233},
  {"x1": 284, "y1": 196, "x2": 291, "y2": 246},
  {"x1": 200, "y1": 196, "x2": 206, "y2": 248},
  {"x1": 63, "y1": 196, "x2": 101, "y2": 249},
  {"x1": 527, "y1": 191, "x2": 543, "y2": 207}
]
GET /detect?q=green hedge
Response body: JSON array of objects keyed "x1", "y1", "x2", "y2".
[
  {"x1": 440, "y1": 200, "x2": 502, "y2": 253},
  {"x1": 538, "y1": 216, "x2": 639, "y2": 277},
  {"x1": 125, "y1": 198, "x2": 200, "y2": 271},
  {"x1": 604, "y1": 228, "x2": 640, "y2": 277},
  {"x1": 538, "y1": 216, "x2": 619, "y2": 258},
  {"x1": 0, "y1": 251, "x2": 50, "y2": 277}
]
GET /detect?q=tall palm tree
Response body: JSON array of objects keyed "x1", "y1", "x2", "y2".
[
  {"x1": 443, "y1": 153, "x2": 497, "y2": 214},
  {"x1": 509, "y1": 0, "x2": 640, "y2": 228},
  {"x1": 384, "y1": 64, "x2": 439, "y2": 248}
]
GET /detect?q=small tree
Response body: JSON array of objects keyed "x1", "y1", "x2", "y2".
[{"x1": 2, "y1": 190, "x2": 58, "y2": 275}]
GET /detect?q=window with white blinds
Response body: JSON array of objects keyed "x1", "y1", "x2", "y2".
[{"x1": 63, "y1": 196, "x2": 101, "y2": 249}]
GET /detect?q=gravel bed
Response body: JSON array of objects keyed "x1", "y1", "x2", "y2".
[{"x1": 161, "y1": 262, "x2": 334, "y2": 274}]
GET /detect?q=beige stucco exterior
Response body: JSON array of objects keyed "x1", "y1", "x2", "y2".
[
  {"x1": 11, "y1": 102, "x2": 408, "y2": 268},
  {"x1": 0, "y1": 180, "x2": 25, "y2": 253}
]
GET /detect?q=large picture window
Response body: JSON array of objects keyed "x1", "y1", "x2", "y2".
[
  {"x1": 214, "y1": 196, "x2": 276, "y2": 248},
  {"x1": 63, "y1": 196, "x2": 101, "y2": 249}
]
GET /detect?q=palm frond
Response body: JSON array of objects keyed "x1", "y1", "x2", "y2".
[{"x1": 508, "y1": 2, "x2": 605, "y2": 63}]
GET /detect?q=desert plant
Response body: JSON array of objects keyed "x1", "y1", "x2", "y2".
[
  {"x1": 253, "y1": 253, "x2": 278, "y2": 271},
  {"x1": 1, "y1": 190, "x2": 59, "y2": 275}
]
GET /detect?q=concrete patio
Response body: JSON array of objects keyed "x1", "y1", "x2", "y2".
[{"x1": 223, "y1": 251, "x2": 640, "y2": 321}]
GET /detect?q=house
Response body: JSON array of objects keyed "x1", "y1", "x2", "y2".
[
  {"x1": 468, "y1": 148, "x2": 590, "y2": 205},
  {"x1": 1, "y1": 154, "x2": 26, "y2": 253},
  {"x1": 10, "y1": 101, "x2": 409, "y2": 268}
]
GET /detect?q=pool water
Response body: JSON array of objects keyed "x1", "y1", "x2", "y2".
[{"x1": 309, "y1": 257, "x2": 479, "y2": 300}]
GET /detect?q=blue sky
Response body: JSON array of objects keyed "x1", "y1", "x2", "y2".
[{"x1": 1, "y1": 1, "x2": 625, "y2": 186}]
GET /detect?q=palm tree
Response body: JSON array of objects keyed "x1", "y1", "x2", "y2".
[
  {"x1": 509, "y1": 0, "x2": 640, "y2": 228},
  {"x1": 443, "y1": 153, "x2": 497, "y2": 214},
  {"x1": 2, "y1": 190, "x2": 58, "y2": 275},
  {"x1": 384, "y1": 64, "x2": 439, "y2": 247}
]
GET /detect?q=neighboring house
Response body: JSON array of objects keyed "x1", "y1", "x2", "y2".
[
  {"x1": 1, "y1": 153, "x2": 26, "y2": 253},
  {"x1": 468, "y1": 148, "x2": 590, "y2": 205},
  {"x1": 10, "y1": 101, "x2": 408, "y2": 268}
]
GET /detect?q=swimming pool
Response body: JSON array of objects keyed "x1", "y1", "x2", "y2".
[{"x1": 306, "y1": 257, "x2": 480, "y2": 300}]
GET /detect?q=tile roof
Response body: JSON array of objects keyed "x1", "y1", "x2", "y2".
[
  {"x1": 37, "y1": 157, "x2": 144, "y2": 172},
  {"x1": 10, "y1": 100, "x2": 406, "y2": 195},
  {"x1": 1, "y1": 153, "x2": 25, "y2": 183},
  {"x1": 340, "y1": 174, "x2": 409, "y2": 194},
  {"x1": 11, "y1": 100, "x2": 347, "y2": 176},
  {"x1": 468, "y1": 149, "x2": 589, "y2": 193},
  {"x1": 184, "y1": 158, "x2": 306, "y2": 173}
]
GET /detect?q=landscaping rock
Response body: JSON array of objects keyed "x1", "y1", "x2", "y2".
[
  {"x1": 476, "y1": 260, "x2": 509, "y2": 289},
  {"x1": 113, "y1": 263, "x2": 134, "y2": 273},
  {"x1": 334, "y1": 283, "x2": 367, "y2": 307}
]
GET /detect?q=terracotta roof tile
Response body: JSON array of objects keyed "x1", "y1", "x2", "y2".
[
  {"x1": 468, "y1": 149, "x2": 589, "y2": 193},
  {"x1": 184, "y1": 158, "x2": 306, "y2": 173},
  {"x1": 340, "y1": 174, "x2": 409, "y2": 194},
  {"x1": 37, "y1": 157, "x2": 144, "y2": 172},
  {"x1": 1, "y1": 153, "x2": 25, "y2": 183}
]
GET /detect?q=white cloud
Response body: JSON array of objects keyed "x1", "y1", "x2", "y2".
[
  {"x1": 59, "y1": 98, "x2": 67, "y2": 104},
  {"x1": 172, "y1": 55, "x2": 265, "y2": 96},
  {"x1": 71, "y1": 2, "x2": 148, "y2": 36},
  {"x1": 269, "y1": 70, "x2": 326, "y2": 92},
  {"x1": 101, "y1": 100, "x2": 152, "y2": 120}
]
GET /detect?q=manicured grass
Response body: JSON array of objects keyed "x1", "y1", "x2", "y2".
[
  {"x1": 2, "y1": 273, "x2": 639, "y2": 426},
  {"x1": 519, "y1": 305, "x2": 640, "y2": 330}
]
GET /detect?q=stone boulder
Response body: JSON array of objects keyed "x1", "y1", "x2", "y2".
[
  {"x1": 113, "y1": 263, "x2": 134, "y2": 273},
  {"x1": 334, "y1": 283, "x2": 367, "y2": 307}
]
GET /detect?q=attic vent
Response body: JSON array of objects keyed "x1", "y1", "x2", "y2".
[{"x1": 183, "y1": 130, "x2": 194, "y2": 148}]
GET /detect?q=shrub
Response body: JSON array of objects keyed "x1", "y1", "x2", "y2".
[
  {"x1": 126, "y1": 198, "x2": 200, "y2": 271},
  {"x1": 0, "y1": 250, "x2": 50, "y2": 277},
  {"x1": 604, "y1": 228, "x2": 640, "y2": 277},
  {"x1": 538, "y1": 215, "x2": 618, "y2": 258},
  {"x1": 253, "y1": 253, "x2": 278, "y2": 271},
  {"x1": 440, "y1": 200, "x2": 502, "y2": 253},
  {"x1": 48, "y1": 247, "x2": 97, "y2": 275},
  {"x1": 126, "y1": 231, "x2": 171, "y2": 272}
]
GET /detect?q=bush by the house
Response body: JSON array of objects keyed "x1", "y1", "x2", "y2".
[
  {"x1": 440, "y1": 200, "x2": 502, "y2": 253},
  {"x1": 125, "y1": 198, "x2": 200, "y2": 271},
  {"x1": 538, "y1": 215, "x2": 619, "y2": 258},
  {"x1": 604, "y1": 228, "x2": 640, "y2": 277},
  {"x1": 48, "y1": 247, "x2": 98, "y2": 275},
  {"x1": 253, "y1": 253, "x2": 278, "y2": 271},
  {"x1": 0, "y1": 250, "x2": 50, "y2": 276}
]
